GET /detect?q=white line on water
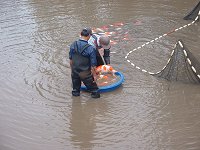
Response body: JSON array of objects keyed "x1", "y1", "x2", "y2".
[
  {"x1": 183, "y1": 50, "x2": 187, "y2": 57},
  {"x1": 187, "y1": 58, "x2": 192, "y2": 65},
  {"x1": 178, "y1": 41, "x2": 183, "y2": 48},
  {"x1": 192, "y1": 66, "x2": 197, "y2": 73},
  {"x1": 124, "y1": 15, "x2": 199, "y2": 75}
]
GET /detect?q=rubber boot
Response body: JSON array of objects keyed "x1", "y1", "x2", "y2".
[
  {"x1": 72, "y1": 89, "x2": 80, "y2": 96},
  {"x1": 91, "y1": 91, "x2": 100, "y2": 98}
]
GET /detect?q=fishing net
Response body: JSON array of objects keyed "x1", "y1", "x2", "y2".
[
  {"x1": 153, "y1": 40, "x2": 200, "y2": 84},
  {"x1": 184, "y1": 1, "x2": 200, "y2": 20}
]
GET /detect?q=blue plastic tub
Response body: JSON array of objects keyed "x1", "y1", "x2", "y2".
[{"x1": 80, "y1": 72, "x2": 124, "y2": 93}]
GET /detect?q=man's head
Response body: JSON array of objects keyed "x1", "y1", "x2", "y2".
[
  {"x1": 99, "y1": 36, "x2": 111, "y2": 49},
  {"x1": 81, "y1": 28, "x2": 90, "y2": 36},
  {"x1": 85, "y1": 27, "x2": 92, "y2": 35},
  {"x1": 81, "y1": 28, "x2": 91, "y2": 40}
]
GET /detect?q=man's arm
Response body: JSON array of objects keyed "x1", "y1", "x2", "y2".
[
  {"x1": 91, "y1": 66, "x2": 97, "y2": 80},
  {"x1": 70, "y1": 59, "x2": 73, "y2": 68},
  {"x1": 69, "y1": 42, "x2": 74, "y2": 69},
  {"x1": 103, "y1": 49, "x2": 110, "y2": 64},
  {"x1": 89, "y1": 47, "x2": 98, "y2": 80}
]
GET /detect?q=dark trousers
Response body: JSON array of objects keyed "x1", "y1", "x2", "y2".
[
  {"x1": 96, "y1": 54, "x2": 104, "y2": 66},
  {"x1": 71, "y1": 70, "x2": 99, "y2": 93}
]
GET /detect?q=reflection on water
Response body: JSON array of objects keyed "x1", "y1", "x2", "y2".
[
  {"x1": 69, "y1": 99, "x2": 109, "y2": 149},
  {"x1": 0, "y1": 0, "x2": 200, "y2": 150}
]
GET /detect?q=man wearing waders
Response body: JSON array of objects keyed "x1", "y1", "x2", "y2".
[
  {"x1": 69, "y1": 28, "x2": 100, "y2": 98},
  {"x1": 87, "y1": 28, "x2": 111, "y2": 66}
]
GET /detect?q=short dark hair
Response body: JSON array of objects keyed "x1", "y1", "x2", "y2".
[
  {"x1": 85, "y1": 27, "x2": 92, "y2": 35},
  {"x1": 81, "y1": 28, "x2": 90, "y2": 37}
]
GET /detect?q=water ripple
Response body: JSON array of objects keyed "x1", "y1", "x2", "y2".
[{"x1": 1, "y1": 0, "x2": 200, "y2": 150}]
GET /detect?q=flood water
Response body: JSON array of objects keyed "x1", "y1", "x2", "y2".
[{"x1": 1, "y1": 0, "x2": 200, "y2": 150}]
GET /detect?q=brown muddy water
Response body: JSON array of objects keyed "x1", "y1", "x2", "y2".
[{"x1": 1, "y1": 0, "x2": 200, "y2": 150}]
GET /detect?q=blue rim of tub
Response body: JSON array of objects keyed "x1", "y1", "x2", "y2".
[{"x1": 81, "y1": 72, "x2": 124, "y2": 93}]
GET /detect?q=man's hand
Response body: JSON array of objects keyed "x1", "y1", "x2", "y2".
[{"x1": 98, "y1": 48, "x2": 104, "y2": 56}]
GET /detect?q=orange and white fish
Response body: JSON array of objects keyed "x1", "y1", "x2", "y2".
[
  {"x1": 113, "y1": 22, "x2": 124, "y2": 26},
  {"x1": 98, "y1": 74, "x2": 108, "y2": 80},
  {"x1": 110, "y1": 40, "x2": 117, "y2": 45},
  {"x1": 96, "y1": 65, "x2": 117, "y2": 76}
]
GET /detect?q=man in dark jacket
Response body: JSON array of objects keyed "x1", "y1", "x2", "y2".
[{"x1": 69, "y1": 28, "x2": 100, "y2": 98}]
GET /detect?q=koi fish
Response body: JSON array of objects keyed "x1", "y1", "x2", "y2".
[
  {"x1": 110, "y1": 40, "x2": 117, "y2": 45},
  {"x1": 99, "y1": 74, "x2": 108, "y2": 79},
  {"x1": 100, "y1": 25, "x2": 109, "y2": 31},
  {"x1": 113, "y1": 22, "x2": 124, "y2": 26},
  {"x1": 133, "y1": 20, "x2": 142, "y2": 26},
  {"x1": 104, "y1": 32, "x2": 115, "y2": 36},
  {"x1": 96, "y1": 65, "x2": 117, "y2": 76},
  {"x1": 96, "y1": 28, "x2": 105, "y2": 33}
]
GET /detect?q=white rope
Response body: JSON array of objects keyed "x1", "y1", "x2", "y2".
[{"x1": 125, "y1": 12, "x2": 199, "y2": 76}]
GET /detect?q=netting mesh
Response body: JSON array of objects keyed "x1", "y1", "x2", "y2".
[
  {"x1": 153, "y1": 40, "x2": 200, "y2": 84},
  {"x1": 184, "y1": 1, "x2": 200, "y2": 20}
]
